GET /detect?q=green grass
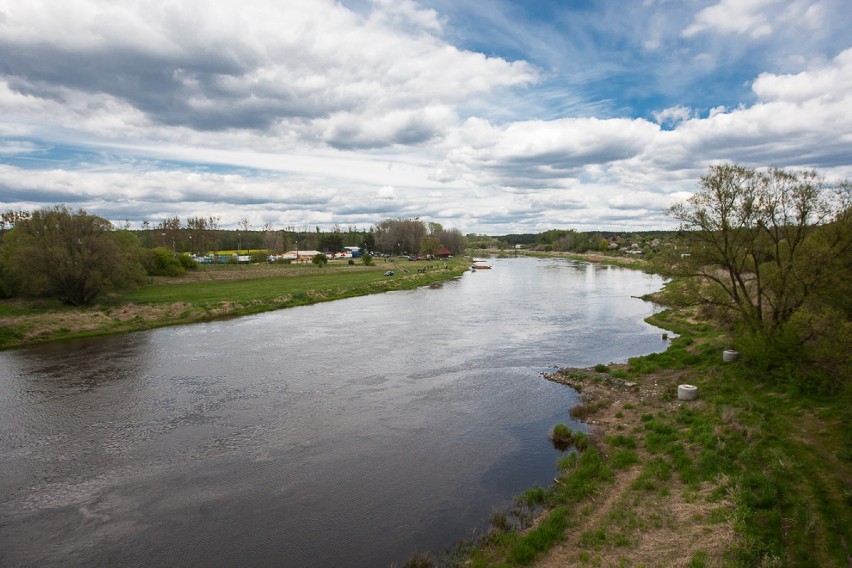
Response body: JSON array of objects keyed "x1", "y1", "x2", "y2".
[
  {"x1": 0, "y1": 259, "x2": 471, "y2": 349},
  {"x1": 125, "y1": 267, "x2": 392, "y2": 305}
]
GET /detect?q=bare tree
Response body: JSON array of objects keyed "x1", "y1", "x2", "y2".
[
  {"x1": 156, "y1": 216, "x2": 181, "y2": 252},
  {"x1": 374, "y1": 218, "x2": 427, "y2": 255},
  {"x1": 238, "y1": 218, "x2": 251, "y2": 253},
  {"x1": 207, "y1": 216, "x2": 220, "y2": 256},
  {"x1": 262, "y1": 222, "x2": 278, "y2": 253},
  {"x1": 186, "y1": 217, "x2": 208, "y2": 255}
]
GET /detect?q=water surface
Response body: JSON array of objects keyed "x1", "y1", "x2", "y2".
[{"x1": 0, "y1": 257, "x2": 669, "y2": 567}]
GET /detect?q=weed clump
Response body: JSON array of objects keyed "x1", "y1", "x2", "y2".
[{"x1": 550, "y1": 423, "x2": 589, "y2": 451}]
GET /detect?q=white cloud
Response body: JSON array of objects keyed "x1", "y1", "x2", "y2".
[
  {"x1": 1, "y1": 1, "x2": 850, "y2": 234},
  {"x1": 377, "y1": 185, "x2": 397, "y2": 200},
  {"x1": 653, "y1": 105, "x2": 694, "y2": 127},
  {"x1": 683, "y1": 0, "x2": 779, "y2": 38},
  {"x1": 0, "y1": 0, "x2": 536, "y2": 149},
  {"x1": 752, "y1": 47, "x2": 852, "y2": 103}
]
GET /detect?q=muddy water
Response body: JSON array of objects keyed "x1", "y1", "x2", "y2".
[{"x1": 0, "y1": 257, "x2": 669, "y2": 567}]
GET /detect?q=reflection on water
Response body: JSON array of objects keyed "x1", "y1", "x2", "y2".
[{"x1": 0, "y1": 257, "x2": 668, "y2": 567}]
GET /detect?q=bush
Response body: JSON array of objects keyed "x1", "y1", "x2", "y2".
[
  {"x1": 362, "y1": 254, "x2": 373, "y2": 266},
  {"x1": 551, "y1": 423, "x2": 573, "y2": 443},
  {"x1": 551, "y1": 423, "x2": 589, "y2": 451},
  {"x1": 142, "y1": 247, "x2": 185, "y2": 276},
  {"x1": 176, "y1": 253, "x2": 198, "y2": 270}
]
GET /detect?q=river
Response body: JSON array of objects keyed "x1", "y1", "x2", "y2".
[{"x1": 0, "y1": 257, "x2": 668, "y2": 567}]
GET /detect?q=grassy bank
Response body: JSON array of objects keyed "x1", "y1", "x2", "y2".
[
  {"x1": 0, "y1": 257, "x2": 471, "y2": 349},
  {"x1": 429, "y1": 296, "x2": 851, "y2": 567}
]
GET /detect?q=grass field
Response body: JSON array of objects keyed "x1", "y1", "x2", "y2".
[{"x1": 0, "y1": 257, "x2": 471, "y2": 349}]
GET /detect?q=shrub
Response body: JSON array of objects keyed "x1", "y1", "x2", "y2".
[
  {"x1": 551, "y1": 424, "x2": 590, "y2": 452},
  {"x1": 551, "y1": 423, "x2": 573, "y2": 443},
  {"x1": 176, "y1": 253, "x2": 198, "y2": 270},
  {"x1": 142, "y1": 247, "x2": 185, "y2": 276}
]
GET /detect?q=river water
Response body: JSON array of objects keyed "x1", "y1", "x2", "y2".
[{"x1": 0, "y1": 257, "x2": 668, "y2": 567}]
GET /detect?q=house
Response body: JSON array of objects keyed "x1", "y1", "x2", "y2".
[{"x1": 435, "y1": 247, "x2": 453, "y2": 258}]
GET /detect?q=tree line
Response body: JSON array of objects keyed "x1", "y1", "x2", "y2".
[
  {"x1": 0, "y1": 211, "x2": 468, "y2": 305},
  {"x1": 133, "y1": 216, "x2": 468, "y2": 258}
]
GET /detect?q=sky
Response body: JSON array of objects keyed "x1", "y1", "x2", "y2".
[{"x1": 1, "y1": 0, "x2": 851, "y2": 235}]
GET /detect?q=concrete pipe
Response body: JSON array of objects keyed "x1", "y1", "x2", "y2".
[{"x1": 677, "y1": 384, "x2": 698, "y2": 401}]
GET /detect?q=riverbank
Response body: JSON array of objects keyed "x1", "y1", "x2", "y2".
[
  {"x1": 0, "y1": 257, "x2": 471, "y2": 349},
  {"x1": 446, "y1": 300, "x2": 851, "y2": 568}
]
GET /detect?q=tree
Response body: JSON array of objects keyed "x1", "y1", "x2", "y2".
[
  {"x1": 670, "y1": 164, "x2": 850, "y2": 331},
  {"x1": 319, "y1": 226, "x2": 344, "y2": 253},
  {"x1": 207, "y1": 216, "x2": 221, "y2": 256},
  {"x1": 186, "y1": 217, "x2": 208, "y2": 254},
  {"x1": 438, "y1": 228, "x2": 467, "y2": 255},
  {"x1": 156, "y1": 216, "x2": 181, "y2": 252},
  {"x1": 1, "y1": 205, "x2": 146, "y2": 305},
  {"x1": 373, "y1": 218, "x2": 426, "y2": 255},
  {"x1": 261, "y1": 222, "x2": 278, "y2": 253},
  {"x1": 238, "y1": 218, "x2": 251, "y2": 253},
  {"x1": 669, "y1": 164, "x2": 851, "y2": 384},
  {"x1": 312, "y1": 253, "x2": 328, "y2": 267},
  {"x1": 419, "y1": 235, "x2": 442, "y2": 256}
]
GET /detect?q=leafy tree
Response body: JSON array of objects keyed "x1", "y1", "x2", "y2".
[
  {"x1": 1, "y1": 205, "x2": 146, "y2": 305},
  {"x1": 142, "y1": 247, "x2": 187, "y2": 276},
  {"x1": 670, "y1": 165, "x2": 850, "y2": 332},
  {"x1": 669, "y1": 164, "x2": 851, "y2": 386},
  {"x1": 419, "y1": 235, "x2": 442, "y2": 256},
  {"x1": 362, "y1": 253, "x2": 373, "y2": 266},
  {"x1": 312, "y1": 253, "x2": 328, "y2": 267}
]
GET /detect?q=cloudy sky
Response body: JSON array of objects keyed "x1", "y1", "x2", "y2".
[{"x1": 1, "y1": 0, "x2": 851, "y2": 234}]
